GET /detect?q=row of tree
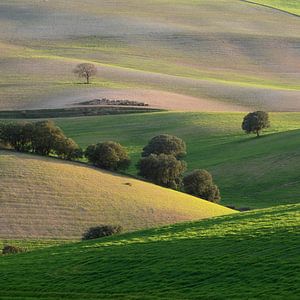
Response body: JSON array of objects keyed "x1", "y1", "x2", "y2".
[{"x1": 0, "y1": 121, "x2": 82, "y2": 160}]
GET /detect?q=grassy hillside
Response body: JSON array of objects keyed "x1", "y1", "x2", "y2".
[
  {"x1": 55, "y1": 111, "x2": 300, "y2": 208},
  {"x1": 0, "y1": 204, "x2": 299, "y2": 299},
  {"x1": 0, "y1": 151, "x2": 234, "y2": 240},
  {"x1": 245, "y1": 0, "x2": 300, "y2": 16},
  {"x1": 0, "y1": 0, "x2": 299, "y2": 111}
]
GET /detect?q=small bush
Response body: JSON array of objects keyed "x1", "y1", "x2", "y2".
[
  {"x1": 82, "y1": 225, "x2": 123, "y2": 240},
  {"x1": 2, "y1": 245, "x2": 24, "y2": 255}
]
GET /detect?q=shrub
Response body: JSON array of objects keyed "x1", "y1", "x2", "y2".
[
  {"x1": 85, "y1": 141, "x2": 131, "y2": 171},
  {"x1": 2, "y1": 245, "x2": 24, "y2": 255},
  {"x1": 137, "y1": 153, "x2": 186, "y2": 189},
  {"x1": 242, "y1": 111, "x2": 270, "y2": 137},
  {"x1": 82, "y1": 225, "x2": 122, "y2": 240},
  {"x1": 183, "y1": 169, "x2": 221, "y2": 203},
  {"x1": 142, "y1": 134, "x2": 186, "y2": 159}
]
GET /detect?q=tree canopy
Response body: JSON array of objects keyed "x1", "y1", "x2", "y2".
[
  {"x1": 242, "y1": 111, "x2": 270, "y2": 137},
  {"x1": 142, "y1": 134, "x2": 186, "y2": 159},
  {"x1": 183, "y1": 169, "x2": 221, "y2": 203},
  {"x1": 73, "y1": 63, "x2": 97, "y2": 84},
  {"x1": 138, "y1": 153, "x2": 186, "y2": 189},
  {"x1": 85, "y1": 141, "x2": 130, "y2": 171}
]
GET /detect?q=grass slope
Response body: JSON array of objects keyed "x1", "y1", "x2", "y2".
[
  {"x1": 244, "y1": 0, "x2": 300, "y2": 16},
  {"x1": 0, "y1": 0, "x2": 299, "y2": 110},
  {"x1": 0, "y1": 204, "x2": 299, "y2": 299},
  {"x1": 55, "y1": 111, "x2": 300, "y2": 209},
  {"x1": 0, "y1": 150, "x2": 234, "y2": 240}
]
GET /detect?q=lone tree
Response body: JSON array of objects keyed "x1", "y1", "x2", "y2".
[
  {"x1": 137, "y1": 153, "x2": 186, "y2": 189},
  {"x1": 85, "y1": 141, "x2": 131, "y2": 171},
  {"x1": 183, "y1": 169, "x2": 221, "y2": 203},
  {"x1": 242, "y1": 111, "x2": 270, "y2": 137},
  {"x1": 142, "y1": 134, "x2": 186, "y2": 159},
  {"x1": 73, "y1": 63, "x2": 97, "y2": 84}
]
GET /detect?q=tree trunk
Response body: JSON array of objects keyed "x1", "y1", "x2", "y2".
[
  {"x1": 256, "y1": 130, "x2": 260, "y2": 137},
  {"x1": 86, "y1": 74, "x2": 90, "y2": 84}
]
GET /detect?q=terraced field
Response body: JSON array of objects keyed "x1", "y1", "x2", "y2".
[
  {"x1": 56, "y1": 111, "x2": 300, "y2": 208},
  {"x1": 0, "y1": 0, "x2": 299, "y2": 111},
  {"x1": 0, "y1": 204, "x2": 299, "y2": 299},
  {"x1": 0, "y1": 151, "x2": 234, "y2": 240}
]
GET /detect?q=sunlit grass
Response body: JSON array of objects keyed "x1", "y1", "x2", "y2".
[{"x1": 0, "y1": 203, "x2": 298, "y2": 299}]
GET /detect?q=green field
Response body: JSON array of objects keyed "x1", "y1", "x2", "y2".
[
  {"x1": 0, "y1": 203, "x2": 299, "y2": 299},
  {"x1": 53, "y1": 111, "x2": 300, "y2": 209}
]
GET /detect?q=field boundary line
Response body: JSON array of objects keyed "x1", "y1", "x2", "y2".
[{"x1": 240, "y1": 0, "x2": 300, "y2": 18}]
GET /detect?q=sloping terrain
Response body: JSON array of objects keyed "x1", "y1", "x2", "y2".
[
  {"x1": 56, "y1": 111, "x2": 300, "y2": 208},
  {"x1": 0, "y1": 151, "x2": 234, "y2": 239},
  {"x1": 0, "y1": 204, "x2": 299, "y2": 299},
  {"x1": 0, "y1": 0, "x2": 299, "y2": 111},
  {"x1": 244, "y1": 0, "x2": 300, "y2": 16}
]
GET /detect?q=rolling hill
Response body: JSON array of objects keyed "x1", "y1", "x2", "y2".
[
  {"x1": 0, "y1": 203, "x2": 299, "y2": 299},
  {"x1": 0, "y1": 150, "x2": 234, "y2": 240},
  {"x1": 55, "y1": 111, "x2": 300, "y2": 209},
  {"x1": 0, "y1": 0, "x2": 299, "y2": 111}
]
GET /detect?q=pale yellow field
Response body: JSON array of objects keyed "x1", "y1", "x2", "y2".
[
  {"x1": 0, "y1": 151, "x2": 235, "y2": 239},
  {"x1": 0, "y1": 0, "x2": 299, "y2": 111}
]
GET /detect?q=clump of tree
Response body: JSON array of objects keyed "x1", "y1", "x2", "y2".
[
  {"x1": 85, "y1": 141, "x2": 130, "y2": 171},
  {"x1": 183, "y1": 169, "x2": 221, "y2": 203},
  {"x1": 138, "y1": 134, "x2": 187, "y2": 189},
  {"x1": 82, "y1": 225, "x2": 122, "y2": 240},
  {"x1": 142, "y1": 134, "x2": 186, "y2": 159},
  {"x1": 242, "y1": 111, "x2": 270, "y2": 137},
  {"x1": 2, "y1": 245, "x2": 24, "y2": 255},
  {"x1": 73, "y1": 63, "x2": 97, "y2": 84},
  {"x1": 0, "y1": 121, "x2": 82, "y2": 160}
]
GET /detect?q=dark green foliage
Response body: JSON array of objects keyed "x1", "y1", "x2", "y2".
[
  {"x1": 183, "y1": 169, "x2": 221, "y2": 203},
  {"x1": 0, "y1": 122, "x2": 33, "y2": 151},
  {"x1": 85, "y1": 141, "x2": 131, "y2": 171},
  {"x1": 54, "y1": 138, "x2": 83, "y2": 160},
  {"x1": 31, "y1": 120, "x2": 66, "y2": 155},
  {"x1": 0, "y1": 120, "x2": 81, "y2": 160},
  {"x1": 142, "y1": 134, "x2": 186, "y2": 159},
  {"x1": 2, "y1": 245, "x2": 24, "y2": 255},
  {"x1": 242, "y1": 111, "x2": 270, "y2": 137},
  {"x1": 82, "y1": 225, "x2": 122, "y2": 240},
  {"x1": 138, "y1": 154, "x2": 186, "y2": 189}
]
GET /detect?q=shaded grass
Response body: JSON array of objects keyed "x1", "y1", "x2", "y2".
[
  {"x1": 0, "y1": 203, "x2": 299, "y2": 299},
  {"x1": 55, "y1": 111, "x2": 300, "y2": 208}
]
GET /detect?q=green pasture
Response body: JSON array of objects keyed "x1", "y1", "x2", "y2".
[
  {"x1": 55, "y1": 112, "x2": 300, "y2": 208},
  {"x1": 0, "y1": 203, "x2": 299, "y2": 299}
]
